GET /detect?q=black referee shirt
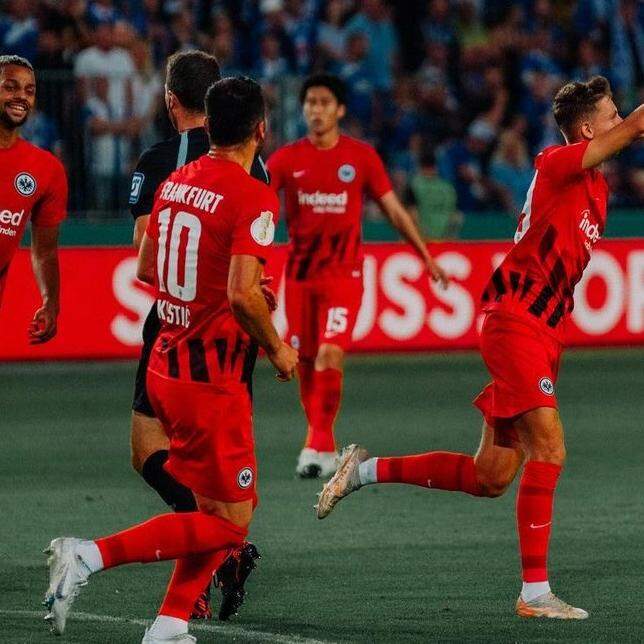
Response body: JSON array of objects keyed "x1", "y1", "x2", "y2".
[{"x1": 129, "y1": 126, "x2": 270, "y2": 219}]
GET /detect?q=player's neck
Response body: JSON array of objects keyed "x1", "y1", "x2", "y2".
[
  {"x1": 308, "y1": 129, "x2": 341, "y2": 150},
  {"x1": 208, "y1": 145, "x2": 255, "y2": 173},
  {"x1": 175, "y1": 112, "x2": 206, "y2": 133},
  {"x1": 0, "y1": 126, "x2": 19, "y2": 149}
]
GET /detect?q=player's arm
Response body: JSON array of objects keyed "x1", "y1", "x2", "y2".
[
  {"x1": 377, "y1": 191, "x2": 449, "y2": 289},
  {"x1": 29, "y1": 225, "x2": 60, "y2": 344},
  {"x1": 582, "y1": 104, "x2": 644, "y2": 169},
  {"x1": 228, "y1": 255, "x2": 297, "y2": 381},
  {"x1": 133, "y1": 215, "x2": 149, "y2": 249},
  {"x1": 136, "y1": 231, "x2": 155, "y2": 285}
]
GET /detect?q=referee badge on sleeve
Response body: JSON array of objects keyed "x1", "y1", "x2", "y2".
[
  {"x1": 250, "y1": 210, "x2": 275, "y2": 246},
  {"x1": 129, "y1": 172, "x2": 145, "y2": 204}
]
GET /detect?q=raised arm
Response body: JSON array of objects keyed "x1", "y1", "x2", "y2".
[
  {"x1": 378, "y1": 191, "x2": 449, "y2": 289},
  {"x1": 29, "y1": 224, "x2": 61, "y2": 344},
  {"x1": 228, "y1": 254, "x2": 298, "y2": 381},
  {"x1": 582, "y1": 104, "x2": 644, "y2": 169}
]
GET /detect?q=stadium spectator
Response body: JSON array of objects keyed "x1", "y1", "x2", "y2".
[
  {"x1": 86, "y1": 0, "x2": 122, "y2": 27},
  {"x1": 316, "y1": 0, "x2": 348, "y2": 69},
  {"x1": 83, "y1": 76, "x2": 135, "y2": 214},
  {"x1": 406, "y1": 148, "x2": 461, "y2": 240},
  {"x1": 609, "y1": 0, "x2": 644, "y2": 108},
  {"x1": 489, "y1": 129, "x2": 534, "y2": 215},
  {"x1": 74, "y1": 21, "x2": 135, "y2": 117},
  {"x1": 21, "y1": 107, "x2": 63, "y2": 157},
  {"x1": 337, "y1": 33, "x2": 373, "y2": 133},
  {"x1": 130, "y1": 39, "x2": 162, "y2": 149},
  {"x1": 345, "y1": 0, "x2": 398, "y2": 92},
  {"x1": 255, "y1": 32, "x2": 289, "y2": 85},
  {"x1": 0, "y1": 0, "x2": 39, "y2": 61}
]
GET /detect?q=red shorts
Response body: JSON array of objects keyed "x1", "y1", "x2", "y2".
[
  {"x1": 285, "y1": 276, "x2": 363, "y2": 359},
  {"x1": 147, "y1": 370, "x2": 257, "y2": 503},
  {"x1": 473, "y1": 312, "x2": 562, "y2": 434}
]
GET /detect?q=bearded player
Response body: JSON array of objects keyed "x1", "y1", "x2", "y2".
[
  {"x1": 0, "y1": 55, "x2": 67, "y2": 342},
  {"x1": 268, "y1": 74, "x2": 448, "y2": 479},
  {"x1": 129, "y1": 50, "x2": 270, "y2": 621},
  {"x1": 317, "y1": 77, "x2": 643, "y2": 619},
  {"x1": 43, "y1": 77, "x2": 298, "y2": 642}
]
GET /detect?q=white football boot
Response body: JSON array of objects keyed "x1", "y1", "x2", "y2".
[
  {"x1": 142, "y1": 629, "x2": 197, "y2": 643},
  {"x1": 316, "y1": 444, "x2": 369, "y2": 519},
  {"x1": 318, "y1": 451, "x2": 340, "y2": 478},
  {"x1": 43, "y1": 537, "x2": 92, "y2": 634},
  {"x1": 516, "y1": 592, "x2": 589, "y2": 619},
  {"x1": 296, "y1": 447, "x2": 321, "y2": 478}
]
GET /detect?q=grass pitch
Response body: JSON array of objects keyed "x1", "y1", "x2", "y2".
[{"x1": 1, "y1": 350, "x2": 643, "y2": 643}]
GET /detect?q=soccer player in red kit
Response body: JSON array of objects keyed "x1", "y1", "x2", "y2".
[
  {"x1": 43, "y1": 77, "x2": 298, "y2": 643},
  {"x1": 0, "y1": 55, "x2": 67, "y2": 342},
  {"x1": 268, "y1": 74, "x2": 448, "y2": 478},
  {"x1": 318, "y1": 77, "x2": 644, "y2": 619}
]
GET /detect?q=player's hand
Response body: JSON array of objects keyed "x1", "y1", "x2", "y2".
[
  {"x1": 427, "y1": 257, "x2": 450, "y2": 290},
  {"x1": 28, "y1": 302, "x2": 58, "y2": 344},
  {"x1": 267, "y1": 341, "x2": 298, "y2": 382},
  {"x1": 260, "y1": 275, "x2": 278, "y2": 313}
]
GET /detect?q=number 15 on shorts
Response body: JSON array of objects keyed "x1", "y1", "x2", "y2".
[{"x1": 325, "y1": 307, "x2": 349, "y2": 337}]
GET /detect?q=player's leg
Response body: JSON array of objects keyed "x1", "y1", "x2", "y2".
[
  {"x1": 316, "y1": 421, "x2": 524, "y2": 518},
  {"x1": 145, "y1": 496, "x2": 254, "y2": 642},
  {"x1": 512, "y1": 408, "x2": 587, "y2": 619}
]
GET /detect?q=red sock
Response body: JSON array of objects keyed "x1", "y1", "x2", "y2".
[
  {"x1": 305, "y1": 368, "x2": 342, "y2": 453},
  {"x1": 159, "y1": 549, "x2": 230, "y2": 620},
  {"x1": 376, "y1": 452, "x2": 484, "y2": 496},
  {"x1": 298, "y1": 361, "x2": 315, "y2": 425},
  {"x1": 516, "y1": 460, "x2": 562, "y2": 582},
  {"x1": 95, "y1": 512, "x2": 246, "y2": 570}
]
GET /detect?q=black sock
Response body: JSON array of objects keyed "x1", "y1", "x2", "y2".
[{"x1": 140, "y1": 450, "x2": 197, "y2": 512}]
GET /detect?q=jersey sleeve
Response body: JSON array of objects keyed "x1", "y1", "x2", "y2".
[
  {"x1": 539, "y1": 141, "x2": 590, "y2": 185},
  {"x1": 231, "y1": 186, "x2": 280, "y2": 263},
  {"x1": 364, "y1": 146, "x2": 393, "y2": 200},
  {"x1": 31, "y1": 156, "x2": 68, "y2": 227},
  {"x1": 266, "y1": 148, "x2": 287, "y2": 192},
  {"x1": 130, "y1": 147, "x2": 172, "y2": 219}
]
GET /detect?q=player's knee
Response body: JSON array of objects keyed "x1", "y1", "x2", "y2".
[
  {"x1": 316, "y1": 343, "x2": 344, "y2": 370},
  {"x1": 532, "y1": 443, "x2": 566, "y2": 465}
]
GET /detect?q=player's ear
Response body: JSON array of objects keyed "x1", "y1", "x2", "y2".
[
  {"x1": 256, "y1": 119, "x2": 267, "y2": 145},
  {"x1": 580, "y1": 119, "x2": 594, "y2": 140},
  {"x1": 338, "y1": 103, "x2": 346, "y2": 120}
]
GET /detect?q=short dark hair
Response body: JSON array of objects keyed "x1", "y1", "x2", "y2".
[
  {"x1": 206, "y1": 76, "x2": 265, "y2": 147},
  {"x1": 299, "y1": 73, "x2": 346, "y2": 106},
  {"x1": 166, "y1": 51, "x2": 221, "y2": 113},
  {"x1": 0, "y1": 55, "x2": 34, "y2": 75},
  {"x1": 553, "y1": 76, "x2": 612, "y2": 140}
]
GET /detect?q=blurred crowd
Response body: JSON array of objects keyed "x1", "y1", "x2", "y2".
[{"x1": 1, "y1": 0, "x2": 644, "y2": 232}]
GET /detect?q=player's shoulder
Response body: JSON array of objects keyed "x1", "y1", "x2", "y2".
[
  {"x1": 339, "y1": 134, "x2": 379, "y2": 156},
  {"x1": 19, "y1": 138, "x2": 63, "y2": 168},
  {"x1": 136, "y1": 134, "x2": 181, "y2": 172},
  {"x1": 243, "y1": 169, "x2": 279, "y2": 205}
]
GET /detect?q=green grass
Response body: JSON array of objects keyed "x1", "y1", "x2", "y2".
[{"x1": 1, "y1": 350, "x2": 643, "y2": 643}]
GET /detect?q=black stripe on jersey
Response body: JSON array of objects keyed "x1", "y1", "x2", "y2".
[
  {"x1": 510, "y1": 271, "x2": 521, "y2": 294},
  {"x1": 168, "y1": 347, "x2": 179, "y2": 378},
  {"x1": 528, "y1": 285, "x2": 554, "y2": 318},
  {"x1": 313, "y1": 232, "x2": 342, "y2": 275},
  {"x1": 215, "y1": 338, "x2": 228, "y2": 373},
  {"x1": 230, "y1": 335, "x2": 245, "y2": 372},
  {"x1": 491, "y1": 268, "x2": 506, "y2": 300},
  {"x1": 187, "y1": 339, "x2": 210, "y2": 383},
  {"x1": 539, "y1": 225, "x2": 558, "y2": 261},
  {"x1": 295, "y1": 234, "x2": 323, "y2": 281},
  {"x1": 337, "y1": 229, "x2": 352, "y2": 263},
  {"x1": 520, "y1": 276, "x2": 535, "y2": 301},
  {"x1": 481, "y1": 287, "x2": 490, "y2": 302},
  {"x1": 546, "y1": 300, "x2": 566, "y2": 328},
  {"x1": 241, "y1": 341, "x2": 259, "y2": 396}
]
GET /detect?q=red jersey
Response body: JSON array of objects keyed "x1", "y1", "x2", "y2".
[
  {"x1": 268, "y1": 134, "x2": 392, "y2": 280},
  {"x1": 481, "y1": 140, "x2": 608, "y2": 342},
  {"x1": 146, "y1": 155, "x2": 279, "y2": 387},
  {"x1": 0, "y1": 137, "x2": 67, "y2": 275}
]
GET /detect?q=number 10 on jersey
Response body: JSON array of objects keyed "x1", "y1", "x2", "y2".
[{"x1": 156, "y1": 207, "x2": 202, "y2": 302}]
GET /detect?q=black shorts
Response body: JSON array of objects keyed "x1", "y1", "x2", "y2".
[{"x1": 132, "y1": 305, "x2": 161, "y2": 417}]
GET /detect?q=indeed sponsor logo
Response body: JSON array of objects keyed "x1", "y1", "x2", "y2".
[
  {"x1": 579, "y1": 210, "x2": 601, "y2": 252},
  {"x1": 0, "y1": 209, "x2": 24, "y2": 236},
  {"x1": 298, "y1": 190, "x2": 348, "y2": 213}
]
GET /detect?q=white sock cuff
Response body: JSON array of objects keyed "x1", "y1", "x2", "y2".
[
  {"x1": 358, "y1": 457, "x2": 378, "y2": 485},
  {"x1": 149, "y1": 615, "x2": 189, "y2": 638},
  {"x1": 521, "y1": 580, "x2": 551, "y2": 602},
  {"x1": 77, "y1": 540, "x2": 104, "y2": 574}
]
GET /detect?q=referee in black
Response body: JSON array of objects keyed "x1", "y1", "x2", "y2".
[{"x1": 128, "y1": 50, "x2": 269, "y2": 621}]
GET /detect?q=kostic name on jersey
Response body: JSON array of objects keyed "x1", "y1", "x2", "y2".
[
  {"x1": 0, "y1": 209, "x2": 24, "y2": 236},
  {"x1": 297, "y1": 190, "x2": 348, "y2": 214},
  {"x1": 157, "y1": 298, "x2": 191, "y2": 328},
  {"x1": 159, "y1": 180, "x2": 224, "y2": 214}
]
